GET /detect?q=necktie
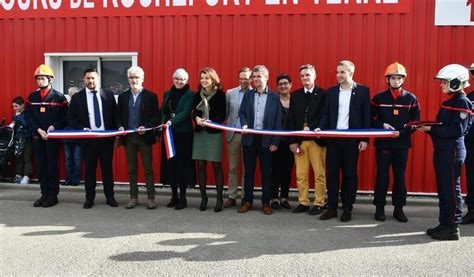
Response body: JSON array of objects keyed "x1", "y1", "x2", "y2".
[{"x1": 91, "y1": 90, "x2": 101, "y2": 128}]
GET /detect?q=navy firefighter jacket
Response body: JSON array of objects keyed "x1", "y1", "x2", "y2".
[
  {"x1": 24, "y1": 89, "x2": 68, "y2": 136},
  {"x1": 429, "y1": 92, "x2": 473, "y2": 151},
  {"x1": 371, "y1": 89, "x2": 420, "y2": 149},
  {"x1": 465, "y1": 91, "x2": 474, "y2": 143}
]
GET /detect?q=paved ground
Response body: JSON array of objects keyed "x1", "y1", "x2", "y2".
[{"x1": 1, "y1": 182, "x2": 473, "y2": 276}]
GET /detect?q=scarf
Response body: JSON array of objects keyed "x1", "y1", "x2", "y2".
[{"x1": 195, "y1": 87, "x2": 217, "y2": 120}]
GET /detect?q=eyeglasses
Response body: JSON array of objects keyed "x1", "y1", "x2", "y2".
[
  {"x1": 173, "y1": 77, "x2": 186, "y2": 81},
  {"x1": 278, "y1": 82, "x2": 290, "y2": 87}
]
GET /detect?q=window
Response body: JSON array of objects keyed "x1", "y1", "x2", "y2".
[{"x1": 45, "y1": 52, "x2": 138, "y2": 100}]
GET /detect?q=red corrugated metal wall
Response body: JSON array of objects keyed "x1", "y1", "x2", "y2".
[{"x1": 1, "y1": 0, "x2": 473, "y2": 193}]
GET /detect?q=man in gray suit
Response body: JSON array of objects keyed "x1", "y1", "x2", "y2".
[{"x1": 224, "y1": 67, "x2": 252, "y2": 208}]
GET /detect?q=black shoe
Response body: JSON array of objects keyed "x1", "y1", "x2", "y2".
[
  {"x1": 33, "y1": 195, "x2": 47, "y2": 207},
  {"x1": 431, "y1": 224, "x2": 460, "y2": 241},
  {"x1": 41, "y1": 196, "x2": 58, "y2": 208},
  {"x1": 271, "y1": 201, "x2": 281, "y2": 210},
  {"x1": 214, "y1": 198, "x2": 223, "y2": 213},
  {"x1": 340, "y1": 209, "x2": 352, "y2": 222},
  {"x1": 308, "y1": 206, "x2": 324, "y2": 215},
  {"x1": 280, "y1": 200, "x2": 292, "y2": 210},
  {"x1": 393, "y1": 206, "x2": 408, "y2": 223},
  {"x1": 461, "y1": 210, "x2": 474, "y2": 225},
  {"x1": 426, "y1": 224, "x2": 444, "y2": 236},
  {"x1": 70, "y1": 183, "x2": 79, "y2": 187},
  {"x1": 319, "y1": 208, "x2": 338, "y2": 220},
  {"x1": 175, "y1": 198, "x2": 187, "y2": 210},
  {"x1": 199, "y1": 197, "x2": 208, "y2": 211},
  {"x1": 292, "y1": 204, "x2": 309, "y2": 213},
  {"x1": 106, "y1": 198, "x2": 119, "y2": 207},
  {"x1": 61, "y1": 182, "x2": 71, "y2": 186},
  {"x1": 83, "y1": 200, "x2": 94, "y2": 209},
  {"x1": 166, "y1": 198, "x2": 178, "y2": 208},
  {"x1": 375, "y1": 206, "x2": 386, "y2": 221}
]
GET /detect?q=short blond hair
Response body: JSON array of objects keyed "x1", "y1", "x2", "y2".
[{"x1": 337, "y1": 60, "x2": 355, "y2": 73}]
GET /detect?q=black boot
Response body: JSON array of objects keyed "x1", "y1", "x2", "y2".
[
  {"x1": 393, "y1": 206, "x2": 408, "y2": 222},
  {"x1": 214, "y1": 183, "x2": 223, "y2": 213},
  {"x1": 430, "y1": 224, "x2": 460, "y2": 240},
  {"x1": 33, "y1": 195, "x2": 47, "y2": 207},
  {"x1": 461, "y1": 208, "x2": 474, "y2": 225},
  {"x1": 426, "y1": 224, "x2": 445, "y2": 236},
  {"x1": 375, "y1": 205, "x2": 385, "y2": 221},
  {"x1": 167, "y1": 185, "x2": 179, "y2": 208},
  {"x1": 175, "y1": 185, "x2": 187, "y2": 210},
  {"x1": 41, "y1": 196, "x2": 59, "y2": 208},
  {"x1": 199, "y1": 181, "x2": 208, "y2": 211}
]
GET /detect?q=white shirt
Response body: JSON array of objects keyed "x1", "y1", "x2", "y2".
[
  {"x1": 336, "y1": 84, "x2": 353, "y2": 130},
  {"x1": 86, "y1": 88, "x2": 105, "y2": 131}
]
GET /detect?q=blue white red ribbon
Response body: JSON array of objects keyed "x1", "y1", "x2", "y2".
[
  {"x1": 47, "y1": 124, "x2": 178, "y2": 159},
  {"x1": 162, "y1": 125, "x2": 176, "y2": 159},
  {"x1": 202, "y1": 121, "x2": 399, "y2": 138}
]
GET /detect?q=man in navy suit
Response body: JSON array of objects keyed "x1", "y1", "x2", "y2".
[
  {"x1": 315, "y1": 60, "x2": 371, "y2": 222},
  {"x1": 238, "y1": 65, "x2": 282, "y2": 215},
  {"x1": 68, "y1": 68, "x2": 119, "y2": 209}
]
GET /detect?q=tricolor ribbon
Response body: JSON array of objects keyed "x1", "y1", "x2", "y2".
[
  {"x1": 47, "y1": 125, "x2": 164, "y2": 139},
  {"x1": 162, "y1": 125, "x2": 176, "y2": 159},
  {"x1": 202, "y1": 121, "x2": 399, "y2": 138}
]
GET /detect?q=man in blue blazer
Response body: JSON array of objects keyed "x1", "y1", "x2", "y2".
[
  {"x1": 315, "y1": 60, "x2": 370, "y2": 222},
  {"x1": 238, "y1": 65, "x2": 282, "y2": 215}
]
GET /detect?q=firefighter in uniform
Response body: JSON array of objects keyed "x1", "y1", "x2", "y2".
[
  {"x1": 25, "y1": 64, "x2": 68, "y2": 208},
  {"x1": 371, "y1": 62, "x2": 420, "y2": 222},
  {"x1": 417, "y1": 64, "x2": 473, "y2": 240},
  {"x1": 462, "y1": 63, "x2": 474, "y2": 224}
]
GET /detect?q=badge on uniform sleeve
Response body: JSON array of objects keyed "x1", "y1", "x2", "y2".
[
  {"x1": 40, "y1": 107, "x2": 46, "y2": 113},
  {"x1": 460, "y1": 112, "x2": 468, "y2": 120},
  {"x1": 393, "y1": 109, "x2": 399, "y2": 115}
]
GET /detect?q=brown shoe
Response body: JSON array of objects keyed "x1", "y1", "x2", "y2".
[
  {"x1": 147, "y1": 199, "x2": 156, "y2": 210},
  {"x1": 262, "y1": 203, "x2": 273, "y2": 215},
  {"x1": 125, "y1": 198, "x2": 138, "y2": 209},
  {"x1": 224, "y1": 198, "x2": 237, "y2": 208},
  {"x1": 238, "y1": 202, "x2": 253, "y2": 213}
]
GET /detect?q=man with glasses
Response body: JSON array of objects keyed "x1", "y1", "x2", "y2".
[
  {"x1": 117, "y1": 66, "x2": 161, "y2": 210},
  {"x1": 224, "y1": 67, "x2": 252, "y2": 208},
  {"x1": 287, "y1": 64, "x2": 327, "y2": 216}
]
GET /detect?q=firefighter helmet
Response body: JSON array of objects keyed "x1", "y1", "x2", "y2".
[
  {"x1": 384, "y1": 62, "x2": 407, "y2": 77},
  {"x1": 435, "y1": 64, "x2": 470, "y2": 92},
  {"x1": 34, "y1": 64, "x2": 55, "y2": 78}
]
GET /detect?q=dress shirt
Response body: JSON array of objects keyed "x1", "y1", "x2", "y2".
[
  {"x1": 86, "y1": 88, "x2": 105, "y2": 131},
  {"x1": 253, "y1": 87, "x2": 268, "y2": 130},
  {"x1": 336, "y1": 83, "x2": 353, "y2": 130}
]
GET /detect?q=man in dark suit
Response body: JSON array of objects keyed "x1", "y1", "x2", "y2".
[
  {"x1": 288, "y1": 64, "x2": 327, "y2": 216},
  {"x1": 68, "y1": 68, "x2": 119, "y2": 209},
  {"x1": 117, "y1": 66, "x2": 160, "y2": 210},
  {"x1": 238, "y1": 65, "x2": 282, "y2": 215},
  {"x1": 315, "y1": 60, "x2": 371, "y2": 222}
]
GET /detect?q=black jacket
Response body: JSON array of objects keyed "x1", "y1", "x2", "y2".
[
  {"x1": 466, "y1": 91, "x2": 474, "y2": 143},
  {"x1": 117, "y1": 88, "x2": 161, "y2": 145},
  {"x1": 67, "y1": 88, "x2": 118, "y2": 144},
  {"x1": 288, "y1": 86, "x2": 326, "y2": 146},
  {"x1": 192, "y1": 89, "x2": 226, "y2": 133},
  {"x1": 318, "y1": 83, "x2": 371, "y2": 143},
  {"x1": 371, "y1": 89, "x2": 420, "y2": 149},
  {"x1": 429, "y1": 93, "x2": 473, "y2": 151},
  {"x1": 24, "y1": 89, "x2": 68, "y2": 137}
]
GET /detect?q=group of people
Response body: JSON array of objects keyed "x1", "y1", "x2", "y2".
[{"x1": 20, "y1": 60, "x2": 474, "y2": 241}]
